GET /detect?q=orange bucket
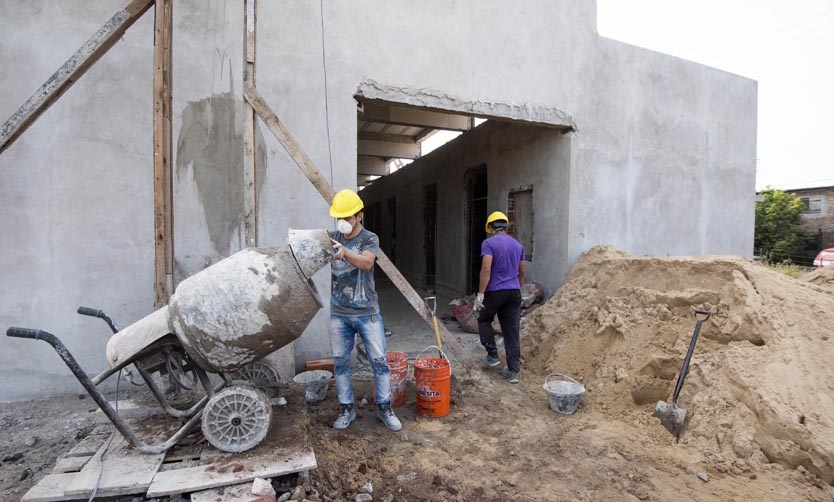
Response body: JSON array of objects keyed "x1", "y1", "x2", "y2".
[
  {"x1": 387, "y1": 351, "x2": 409, "y2": 408},
  {"x1": 414, "y1": 346, "x2": 451, "y2": 418},
  {"x1": 373, "y1": 351, "x2": 409, "y2": 407}
]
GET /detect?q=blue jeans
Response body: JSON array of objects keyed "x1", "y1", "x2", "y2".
[{"x1": 329, "y1": 314, "x2": 391, "y2": 406}]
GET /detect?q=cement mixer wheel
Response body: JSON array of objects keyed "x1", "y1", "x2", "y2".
[
  {"x1": 201, "y1": 386, "x2": 272, "y2": 453},
  {"x1": 230, "y1": 361, "x2": 281, "y2": 387}
]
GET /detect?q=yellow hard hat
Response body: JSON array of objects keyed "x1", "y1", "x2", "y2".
[
  {"x1": 330, "y1": 189, "x2": 365, "y2": 218},
  {"x1": 485, "y1": 211, "x2": 509, "y2": 234}
]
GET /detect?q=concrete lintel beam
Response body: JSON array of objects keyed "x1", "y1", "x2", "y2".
[
  {"x1": 360, "y1": 102, "x2": 472, "y2": 132},
  {"x1": 357, "y1": 156, "x2": 389, "y2": 176},
  {"x1": 358, "y1": 131, "x2": 417, "y2": 144},
  {"x1": 358, "y1": 139, "x2": 419, "y2": 159},
  {"x1": 356, "y1": 80, "x2": 576, "y2": 130},
  {"x1": 357, "y1": 174, "x2": 381, "y2": 185}
]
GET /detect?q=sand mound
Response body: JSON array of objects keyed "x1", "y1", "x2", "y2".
[
  {"x1": 523, "y1": 245, "x2": 834, "y2": 483},
  {"x1": 801, "y1": 266, "x2": 834, "y2": 289}
]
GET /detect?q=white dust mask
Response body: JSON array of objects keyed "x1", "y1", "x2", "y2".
[{"x1": 337, "y1": 219, "x2": 353, "y2": 234}]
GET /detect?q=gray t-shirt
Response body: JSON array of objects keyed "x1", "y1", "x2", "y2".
[{"x1": 329, "y1": 229, "x2": 380, "y2": 316}]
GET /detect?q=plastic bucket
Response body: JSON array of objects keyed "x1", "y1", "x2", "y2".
[
  {"x1": 372, "y1": 351, "x2": 409, "y2": 407},
  {"x1": 543, "y1": 373, "x2": 585, "y2": 415},
  {"x1": 414, "y1": 346, "x2": 451, "y2": 418},
  {"x1": 387, "y1": 351, "x2": 409, "y2": 408},
  {"x1": 293, "y1": 370, "x2": 332, "y2": 403}
]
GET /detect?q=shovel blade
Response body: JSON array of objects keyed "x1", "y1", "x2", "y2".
[{"x1": 653, "y1": 400, "x2": 687, "y2": 438}]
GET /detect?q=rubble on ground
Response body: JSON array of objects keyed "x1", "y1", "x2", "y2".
[{"x1": 448, "y1": 282, "x2": 545, "y2": 333}]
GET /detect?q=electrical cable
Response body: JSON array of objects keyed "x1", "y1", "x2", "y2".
[
  {"x1": 320, "y1": 0, "x2": 335, "y2": 188},
  {"x1": 88, "y1": 369, "x2": 122, "y2": 502}
]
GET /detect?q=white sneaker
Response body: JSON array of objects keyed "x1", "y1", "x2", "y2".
[
  {"x1": 333, "y1": 404, "x2": 356, "y2": 430},
  {"x1": 376, "y1": 403, "x2": 402, "y2": 431}
]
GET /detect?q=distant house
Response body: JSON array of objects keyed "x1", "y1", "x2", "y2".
[{"x1": 784, "y1": 185, "x2": 834, "y2": 250}]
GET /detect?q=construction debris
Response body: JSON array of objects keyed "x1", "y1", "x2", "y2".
[{"x1": 448, "y1": 281, "x2": 545, "y2": 333}]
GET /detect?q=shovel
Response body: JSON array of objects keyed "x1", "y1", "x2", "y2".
[
  {"x1": 424, "y1": 296, "x2": 465, "y2": 402},
  {"x1": 653, "y1": 309, "x2": 712, "y2": 439}
]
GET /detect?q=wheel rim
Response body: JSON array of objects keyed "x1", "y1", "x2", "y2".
[
  {"x1": 231, "y1": 361, "x2": 281, "y2": 386},
  {"x1": 201, "y1": 386, "x2": 272, "y2": 453}
]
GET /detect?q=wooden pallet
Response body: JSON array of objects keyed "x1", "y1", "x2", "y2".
[{"x1": 22, "y1": 393, "x2": 316, "y2": 501}]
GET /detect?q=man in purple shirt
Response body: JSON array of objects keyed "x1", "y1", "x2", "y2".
[{"x1": 474, "y1": 211, "x2": 526, "y2": 383}]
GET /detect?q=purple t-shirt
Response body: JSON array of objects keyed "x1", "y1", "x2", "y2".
[{"x1": 481, "y1": 234, "x2": 524, "y2": 291}]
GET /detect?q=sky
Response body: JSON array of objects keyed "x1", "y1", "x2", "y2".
[{"x1": 596, "y1": 0, "x2": 834, "y2": 191}]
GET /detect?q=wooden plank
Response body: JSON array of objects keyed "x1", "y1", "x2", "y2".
[
  {"x1": 190, "y1": 481, "x2": 260, "y2": 502},
  {"x1": 242, "y1": 0, "x2": 258, "y2": 248},
  {"x1": 245, "y1": 87, "x2": 476, "y2": 376},
  {"x1": 0, "y1": 0, "x2": 153, "y2": 156},
  {"x1": 147, "y1": 450, "x2": 316, "y2": 498},
  {"x1": 163, "y1": 443, "x2": 203, "y2": 463},
  {"x1": 63, "y1": 435, "x2": 165, "y2": 498},
  {"x1": 153, "y1": 0, "x2": 174, "y2": 307},
  {"x1": 20, "y1": 473, "x2": 77, "y2": 502},
  {"x1": 244, "y1": 87, "x2": 336, "y2": 202},
  {"x1": 149, "y1": 392, "x2": 312, "y2": 497},
  {"x1": 64, "y1": 429, "x2": 109, "y2": 458},
  {"x1": 52, "y1": 454, "x2": 91, "y2": 473}
]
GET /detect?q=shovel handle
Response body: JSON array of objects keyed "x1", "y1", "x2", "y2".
[
  {"x1": 424, "y1": 296, "x2": 443, "y2": 353},
  {"x1": 431, "y1": 315, "x2": 442, "y2": 350},
  {"x1": 671, "y1": 310, "x2": 712, "y2": 404}
]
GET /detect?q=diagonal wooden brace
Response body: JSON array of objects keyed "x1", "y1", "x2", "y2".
[
  {"x1": 243, "y1": 86, "x2": 478, "y2": 377},
  {"x1": 0, "y1": 0, "x2": 154, "y2": 156}
]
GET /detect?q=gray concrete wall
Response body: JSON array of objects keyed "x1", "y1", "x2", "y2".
[
  {"x1": 0, "y1": 0, "x2": 756, "y2": 401},
  {"x1": 0, "y1": 1, "x2": 155, "y2": 400},
  {"x1": 567, "y1": 38, "x2": 757, "y2": 262}
]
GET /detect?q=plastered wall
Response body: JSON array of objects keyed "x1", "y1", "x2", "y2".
[{"x1": 0, "y1": 0, "x2": 755, "y2": 401}]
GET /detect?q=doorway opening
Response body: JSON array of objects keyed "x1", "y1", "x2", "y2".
[
  {"x1": 465, "y1": 166, "x2": 488, "y2": 294},
  {"x1": 423, "y1": 183, "x2": 437, "y2": 291}
]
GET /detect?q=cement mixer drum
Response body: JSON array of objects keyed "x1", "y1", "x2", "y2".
[{"x1": 169, "y1": 246, "x2": 324, "y2": 372}]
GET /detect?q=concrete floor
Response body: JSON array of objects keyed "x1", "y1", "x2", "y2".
[{"x1": 354, "y1": 271, "x2": 497, "y2": 376}]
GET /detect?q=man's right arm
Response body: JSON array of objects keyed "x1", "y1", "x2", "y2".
[
  {"x1": 518, "y1": 260, "x2": 526, "y2": 286},
  {"x1": 479, "y1": 254, "x2": 493, "y2": 294}
]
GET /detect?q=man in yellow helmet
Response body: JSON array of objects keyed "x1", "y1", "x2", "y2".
[
  {"x1": 327, "y1": 189, "x2": 402, "y2": 432},
  {"x1": 474, "y1": 211, "x2": 526, "y2": 383}
]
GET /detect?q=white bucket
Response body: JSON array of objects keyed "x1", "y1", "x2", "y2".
[
  {"x1": 543, "y1": 373, "x2": 585, "y2": 415},
  {"x1": 293, "y1": 370, "x2": 332, "y2": 403}
]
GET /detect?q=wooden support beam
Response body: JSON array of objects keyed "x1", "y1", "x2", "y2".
[
  {"x1": 242, "y1": 0, "x2": 258, "y2": 248},
  {"x1": 153, "y1": 0, "x2": 174, "y2": 308},
  {"x1": 244, "y1": 87, "x2": 336, "y2": 201},
  {"x1": 244, "y1": 87, "x2": 477, "y2": 377},
  {"x1": 0, "y1": 0, "x2": 154, "y2": 156}
]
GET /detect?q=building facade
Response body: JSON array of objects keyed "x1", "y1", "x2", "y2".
[{"x1": 0, "y1": 0, "x2": 757, "y2": 401}]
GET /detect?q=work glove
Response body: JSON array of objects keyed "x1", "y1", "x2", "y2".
[{"x1": 473, "y1": 293, "x2": 485, "y2": 312}]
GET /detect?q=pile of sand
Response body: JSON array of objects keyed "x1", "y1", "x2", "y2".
[
  {"x1": 523, "y1": 246, "x2": 834, "y2": 483},
  {"x1": 801, "y1": 265, "x2": 834, "y2": 290}
]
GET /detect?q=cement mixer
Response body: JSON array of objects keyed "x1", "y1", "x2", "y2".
[{"x1": 6, "y1": 229, "x2": 333, "y2": 454}]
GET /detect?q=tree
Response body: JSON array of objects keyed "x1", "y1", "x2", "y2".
[{"x1": 754, "y1": 188, "x2": 806, "y2": 260}]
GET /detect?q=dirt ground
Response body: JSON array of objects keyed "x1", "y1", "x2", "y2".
[{"x1": 3, "y1": 248, "x2": 834, "y2": 501}]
